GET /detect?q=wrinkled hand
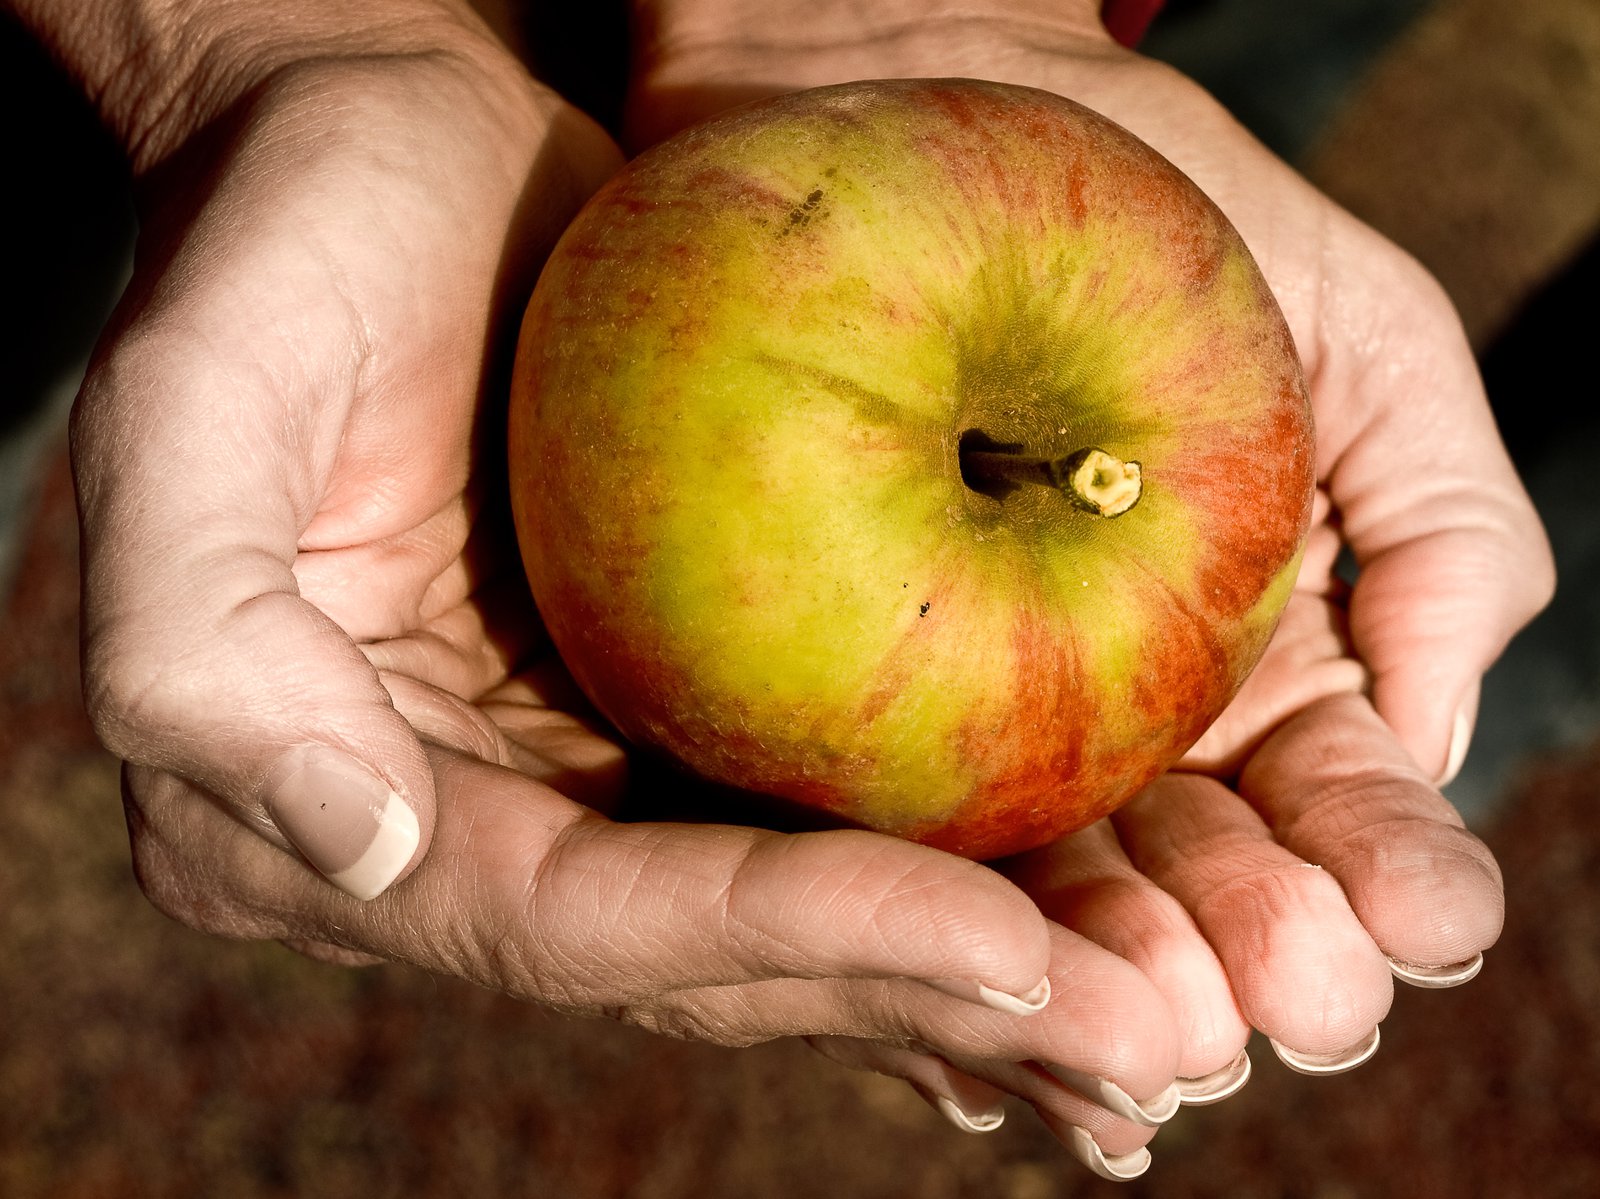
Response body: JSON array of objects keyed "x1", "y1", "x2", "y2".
[
  {"x1": 625, "y1": 0, "x2": 1553, "y2": 1171},
  {"x1": 70, "y1": 5, "x2": 1188, "y2": 1162}
]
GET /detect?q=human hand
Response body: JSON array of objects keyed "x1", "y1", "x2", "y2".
[
  {"x1": 622, "y1": 0, "x2": 1554, "y2": 1165},
  {"x1": 46, "y1": 0, "x2": 1188, "y2": 1164},
  {"x1": 67, "y1": 0, "x2": 621, "y2": 899}
]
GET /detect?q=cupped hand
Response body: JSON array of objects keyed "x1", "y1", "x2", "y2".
[
  {"x1": 623, "y1": 0, "x2": 1553, "y2": 1158},
  {"x1": 70, "y1": 5, "x2": 1186, "y2": 1163},
  {"x1": 74, "y1": 27, "x2": 620, "y2": 899}
]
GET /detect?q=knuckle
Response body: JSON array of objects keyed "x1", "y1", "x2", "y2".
[
  {"x1": 81, "y1": 634, "x2": 187, "y2": 764},
  {"x1": 123, "y1": 767, "x2": 287, "y2": 942},
  {"x1": 1198, "y1": 860, "x2": 1323, "y2": 929},
  {"x1": 127, "y1": 827, "x2": 245, "y2": 937}
]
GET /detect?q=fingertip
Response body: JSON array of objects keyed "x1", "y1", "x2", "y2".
[
  {"x1": 1342, "y1": 819, "x2": 1505, "y2": 966},
  {"x1": 1201, "y1": 863, "x2": 1395, "y2": 1054},
  {"x1": 1269, "y1": 1025, "x2": 1381, "y2": 1076},
  {"x1": 1387, "y1": 952, "x2": 1483, "y2": 989},
  {"x1": 788, "y1": 831, "x2": 1053, "y2": 1000},
  {"x1": 1062, "y1": 1126, "x2": 1153, "y2": 1182},
  {"x1": 930, "y1": 1090, "x2": 1007, "y2": 1134},
  {"x1": 1177, "y1": 1048, "x2": 1252, "y2": 1105}
]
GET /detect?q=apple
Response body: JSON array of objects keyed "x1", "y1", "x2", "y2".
[{"x1": 508, "y1": 78, "x2": 1314, "y2": 859}]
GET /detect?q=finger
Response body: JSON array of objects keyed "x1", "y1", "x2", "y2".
[
  {"x1": 1113, "y1": 772, "x2": 1394, "y2": 1071},
  {"x1": 1009, "y1": 821, "x2": 1253, "y2": 1099},
  {"x1": 131, "y1": 745, "x2": 1054, "y2": 1012},
  {"x1": 1238, "y1": 692, "x2": 1504, "y2": 981},
  {"x1": 803, "y1": 1039, "x2": 1008, "y2": 1135},
  {"x1": 379, "y1": 664, "x2": 629, "y2": 815},
  {"x1": 507, "y1": 817, "x2": 1057, "y2": 1011},
  {"x1": 808, "y1": 1038, "x2": 1159, "y2": 1180},
  {"x1": 1315, "y1": 249, "x2": 1554, "y2": 780},
  {"x1": 357, "y1": 575, "x2": 550, "y2": 704},
  {"x1": 382, "y1": 663, "x2": 629, "y2": 813},
  {"x1": 1350, "y1": 524, "x2": 1540, "y2": 784},
  {"x1": 1181, "y1": 594, "x2": 1365, "y2": 771}
]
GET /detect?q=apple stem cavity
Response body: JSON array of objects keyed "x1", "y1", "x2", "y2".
[{"x1": 959, "y1": 441, "x2": 1143, "y2": 517}]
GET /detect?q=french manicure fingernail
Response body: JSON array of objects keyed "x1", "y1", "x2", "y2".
[
  {"x1": 1439, "y1": 702, "x2": 1473, "y2": 786},
  {"x1": 1176, "y1": 1049, "x2": 1252, "y2": 1105},
  {"x1": 265, "y1": 746, "x2": 419, "y2": 900},
  {"x1": 1270, "y1": 1026, "x2": 1381, "y2": 1076},
  {"x1": 1044, "y1": 1065, "x2": 1181, "y2": 1126},
  {"x1": 933, "y1": 1093, "x2": 1006, "y2": 1134},
  {"x1": 1065, "y1": 1126, "x2": 1152, "y2": 1181},
  {"x1": 1388, "y1": 953, "x2": 1483, "y2": 989},
  {"x1": 927, "y1": 976, "x2": 1051, "y2": 1016}
]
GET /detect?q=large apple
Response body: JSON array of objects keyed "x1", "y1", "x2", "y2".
[{"x1": 509, "y1": 78, "x2": 1314, "y2": 859}]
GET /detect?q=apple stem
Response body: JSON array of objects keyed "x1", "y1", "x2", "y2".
[{"x1": 960, "y1": 446, "x2": 1143, "y2": 517}]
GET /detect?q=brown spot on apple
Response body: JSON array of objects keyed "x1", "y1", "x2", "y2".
[{"x1": 780, "y1": 187, "x2": 828, "y2": 236}]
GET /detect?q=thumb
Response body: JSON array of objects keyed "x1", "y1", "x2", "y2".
[
  {"x1": 1331, "y1": 345, "x2": 1553, "y2": 783},
  {"x1": 1347, "y1": 528, "x2": 1516, "y2": 785},
  {"x1": 73, "y1": 349, "x2": 432, "y2": 901}
]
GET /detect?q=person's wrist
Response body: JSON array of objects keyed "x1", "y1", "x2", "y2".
[
  {"x1": 5, "y1": 0, "x2": 520, "y2": 173},
  {"x1": 634, "y1": 0, "x2": 1106, "y2": 41},
  {"x1": 631, "y1": 0, "x2": 1109, "y2": 69},
  {"x1": 625, "y1": 0, "x2": 1115, "y2": 147}
]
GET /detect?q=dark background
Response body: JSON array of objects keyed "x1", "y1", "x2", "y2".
[{"x1": 3, "y1": 1, "x2": 1597, "y2": 1195}]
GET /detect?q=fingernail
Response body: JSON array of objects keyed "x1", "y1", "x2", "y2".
[
  {"x1": 265, "y1": 746, "x2": 419, "y2": 900},
  {"x1": 1064, "y1": 1126, "x2": 1151, "y2": 1181},
  {"x1": 1043, "y1": 1065, "x2": 1181, "y2": 1126},
  {"x1": 933, "y1": 1093, "x2": 1006, "y2": 1134},
  {"x1": 1270, "y1": 1026, "x2": 1381, "y2": 1076},
  {"x1": 1388, "y1": 953, "x2": 1483, "y2": 989},
  {"x1": 1439, "y1": 701, "x2": 1473, "y2": 786},
  {"x1": 1176, "y1": 1049, "x2": 1252, "y2": 1105},
  {"x1": 927, "y1": 976, "x2": 1051, "y2": 1016}
]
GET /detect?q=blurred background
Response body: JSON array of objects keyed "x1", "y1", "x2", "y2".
[{"x1": 3, "y1": 1, "x2": 1597, "y2": 1195}]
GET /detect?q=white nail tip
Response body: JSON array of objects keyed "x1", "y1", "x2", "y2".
[
  {"x1": 1388, "y1": 953, "x2": 1483, "y2": 988},
  {"x1": 1270, "y1": 1026, "x2": 1381, "y2": 1075},
  {"x1": 928, "y1": 976, "x2": 1051, "y2": 1015},
  {"x1": 1439, "y1": 705, "x2": 1473, "y2": 786},
  {"x1": 983, "y1": 976, "x2": 1052, "y2": 1013},
  {"x1": 324, "y1": 789, "x2": 420, "y2": 900},
  {"x1": 1177, "y1": 1050, "x2": 1253, "y2": 1105},
  {"x1": 1066, "y1": 1127, "x2": 1152, "y2": 1181},
  {"x1": 1044, "y1": 1066, "x2": 1180, "y2": 1126},
  {"x1": 934, "y1": 1094, "x2": 1005, "y2": 1134}
]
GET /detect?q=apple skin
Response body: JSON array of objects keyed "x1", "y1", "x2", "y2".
[{"x1": 509, "y1": 78, "x2": 1315, "y2": 860}]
